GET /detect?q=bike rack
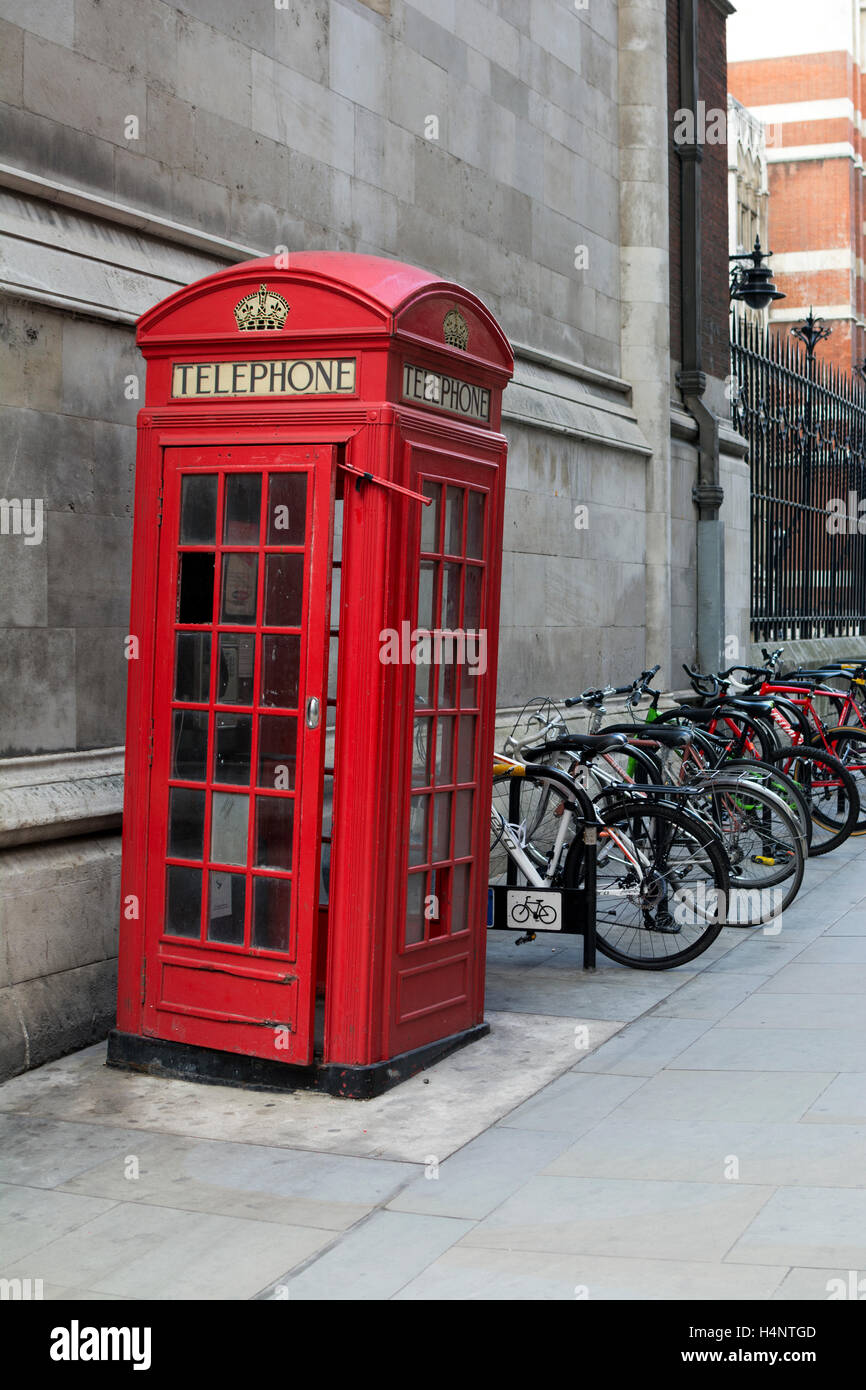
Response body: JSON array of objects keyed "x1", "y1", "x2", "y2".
[{"x1": 487, "y1": 826, "x2": 598, "y2": 970}]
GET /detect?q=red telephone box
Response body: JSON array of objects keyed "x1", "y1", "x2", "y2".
[{"x1": 108, "y1": 252, "x2": 513, "y2": 1097}]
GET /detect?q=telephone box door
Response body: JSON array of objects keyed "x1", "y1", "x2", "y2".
[{"x1": 142, "y1": 443, "x2": 333, "y2": 1065}]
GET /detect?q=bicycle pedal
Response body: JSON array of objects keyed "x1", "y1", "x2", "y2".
[{"x1": 752, "y1": 855, "x2": 776, "y2": 865}]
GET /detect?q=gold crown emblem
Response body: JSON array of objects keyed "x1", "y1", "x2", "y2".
[
  {"x1": 443, "y1": 307, "x2": 469, "y2": 350},
  {"x1": 234, "y1": 284, "x2": 290, "y2": 331}
]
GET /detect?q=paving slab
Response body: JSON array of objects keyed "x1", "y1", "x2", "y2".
[
  {"x1": 395, "y1": 1246, "x2": 788, "y2": 1301},
  {"x1": 572, "y1": 1016, "x2": 714, "y2": 1075},
  {"x1": 608, "y1": 1069, "x2": 835, "y2": 1124},
  {"x1": 458, "y1": 1174, "x2": 775, "y2": 1261},
  {"x1": 485, "y1": 966, "x2": 668, "y2": 1020},
  {"x1": 59, "y1": 1131, "x2": 415, "y2": 1231},
  {"x1": 0, "y1": 1184, "x2": 118, "y2": 1265},
  {"x1": 773, "y1": 1266, "x2": 866, "y2": 1300},
  {"x1": 496, "y1": 1070, "x2": 647, "y2": 1135},
  {"x1": 386, "y1": 1126, "x2": 576, "y2": 1220},
  {"x1": 650, "y1": 971, "x2": 762, "y2": 1021},
  {"x1": 543, "y1": 1116, "x2": 866, "y2": 1187},
  {"x1": 801, "y1": 1073, "x2": 866, "y2": 1125},
  {"x1": 788, "y1": 937, "x2": 866, "y2": 965},
  {"x1": 256, "y1": 1210, "x2": 474, "y2": 1300},
  {"x1": 670, "y1": 1026, "x2": 866, "y2": 1073},
  {"x1": 0, "y1": 1114, "x2": 160, "y2": 1189},
  {"x1": 726, "y1": 1186, "x2": 866, "y2": 1269},
  {"x1": 718, "y1": 992, "x2": 866, "y2": 1030},
  {"x1": 0, "y1": 1200, "x2": 332, "y2": 1300},
  {"x1": 759, "y1": 963, "x2": 866, "y2": 994}
]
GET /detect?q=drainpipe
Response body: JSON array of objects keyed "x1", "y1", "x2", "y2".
[{"x1": 677, "y1": 0, "x2": 727, "y2": 673}]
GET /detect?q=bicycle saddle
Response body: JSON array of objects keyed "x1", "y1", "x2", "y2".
[
  {"x1": 723, "y1": 696, "x2": 776, "y2": 712},
  {"x1": 524, "y1": 732, "x2": 628, "y2": 760},
  {"x1": 601, "y1": 723, "x2": 692, "y2": 748}
]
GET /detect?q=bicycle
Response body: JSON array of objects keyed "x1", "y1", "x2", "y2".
[{"x1": 490, "y1": 753, "x2": 730, "y2": 969}]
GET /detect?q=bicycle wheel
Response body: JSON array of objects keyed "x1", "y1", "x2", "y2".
[
  {"x1": 816, "y1": 729, "x2": 866, "y2": 834},
  {"x1": 564, "y1": 797, "x2": 729, "y2": 969},
  {"x1": 763, "y1": 745, "x2": 858, "y2": 854},
  {"x1": 689, "y1": 776, "x2": 805, "y2": 923},
  {"x1": 718, "y1": 758, "x2": 812, "y2": 853}
]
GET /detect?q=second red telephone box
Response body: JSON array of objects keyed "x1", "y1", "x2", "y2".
[{"x1": 109, "y1": 252, "x2": 513, "y2": 1096}]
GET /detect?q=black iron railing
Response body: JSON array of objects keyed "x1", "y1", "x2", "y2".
[{"x1": 731, "y1": 311, "x2": 866, "y2": 641}]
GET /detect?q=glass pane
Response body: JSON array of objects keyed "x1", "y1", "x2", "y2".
[
  {"x1": 256, "y1": 796, "x2": 294, "y2": 870},
  {"x1": 332, "y1": 497, "x2": 343, "y2": 562},
  {"x1": 432, "y1": 792, "x2": 452, "y2": 862},
  {"x1": 457, "y1": 715, "x2": 476, "y2": 783},
  {"x1": 168, "y1": 787, "x2": 205, "y2": 860},
  {"x1": 459, "y1": 656, "x2": 480, "y2": 710},
  {"x1": 406, "y1": 871, "x2": 426, "y2": 946},
  {"x1": 319, "y1": 840, "x2": 331, "y2": 907},
  {"x1": 223, "y1": 473, "x2": 261, "y2": 544},
  {"x1": 261, "y1": 634, "x2": 301, "y2": 707},
  {"x1": 408, "y1": 794, "x2": 429, "y2": 866},
  {"x1": 441, "y1": 563, "x2": 461, "y2": 628},
  {"x1": 217, "y1": 633, "x2": 255, "y2": 706},
  {"x1": 257, "y1": 716, "x2": 297, "y2": 790},
  {"x1": 464, "y1": 565, "x2": 482, "y2": 630},
  {"x1": 415, "y1": 659, "x2": 432, "y2": 710},
  {"x1": 177, "y1": 552, "x2": 214, "y2": 624},
  {"x1": 207, "y1": 870, "x2": 245, "y2": 945},
  {"x1": 180, "y1": 474, "x2": 217, "y2": 544},
  {"x1": 328, "y1": 635, "x2": 339, "y2": 701},
  {"x1": 412, "y1": 717, "x2": 432, "y2": 786},
  {"x1": 445, "y1": 486, "x2": 463, "y2": 555},
  {"x1": 452, "y1": 862, "x2": 471, "y2": 934},
  {"x1": 454, "y1": 789, "x2": 474, "y2": 858},
  {"x1": 171, "y1": 709, "x2": 208, "y2": 780},
  {"x1": 466, "y1": 491, "x2": 485, "y2": 559},
  {"x1": 264, "y1": 553, "x2": 304, "y2": 627},
  {"x1": 174, "y1": 632, "x2": 211, "y2": 703},
  {"x1": 428, "y1": 865, "x2": 446, "y2": 939},
  {"x1": 421, "y1": 481, "x2": 441, "y2": 552},
  {"x1": 330, "y1": 565, "x2": 341, "y2": 629},
  {"x1": 214, "y1": 714, "x2": 252, "y2": 785},
  {"x1": 165, "y1": 865, "x2": 201, "y2": 938},
  {"x1": 322, "y1": 773, "x2": 334, "y2": 838},
  {"x1": 439, "y1": 655, "x2": 457, "y2": 709},
  {"x1": 220, "y1": 553, "x2": 258, "y2": 625},
  {"x1": 417, "y1": 560, "x2": 436, "y2": 629},
  {"x1": 253, "y1": 876, "x2": 291, "y2": 953},
  {"x1": 210, "y1": 792, "x2": 249, "y2": 866},
  {"x1": 435, "y1": 716, "x2": 454, "y2": 783},
  {"x1": 267, "y1": 472, "x2": 307, "y2": 545}
]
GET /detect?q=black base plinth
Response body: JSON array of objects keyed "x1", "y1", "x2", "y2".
[{"x1": 106, "y1": 1022, "x2": 490, "y2": 1100}]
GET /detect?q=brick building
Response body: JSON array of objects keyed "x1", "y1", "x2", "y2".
[{"x1": 729, "y1": 0, "x2": 866, "y2": 371}]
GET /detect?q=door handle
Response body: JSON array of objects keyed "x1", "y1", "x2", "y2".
[{"x1": 305, "y1": 697, "x2": 320, "y2": 730}]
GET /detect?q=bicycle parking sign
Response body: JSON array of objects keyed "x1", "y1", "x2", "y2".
[{"x1": 506, "y1": 890, "x2": 563, "y2": 931}]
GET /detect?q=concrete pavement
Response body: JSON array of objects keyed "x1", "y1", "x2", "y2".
[{"x1": 1, "y1": 836, "x2": 866, "y2": 1300}]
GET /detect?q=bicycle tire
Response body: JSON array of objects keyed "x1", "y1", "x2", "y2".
[
  {"x1": 812, "y1": 728, "x2": 866, "y2": 834},
  {"x1": 763, "y1": 745, "x2": 858, "y2": 854},
  {"x1": 563, "y1": 797, "x2": 729, "y2": 969},
  {"x1": 687, "y1": 776, "x2": 805, "y2": 922}
]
